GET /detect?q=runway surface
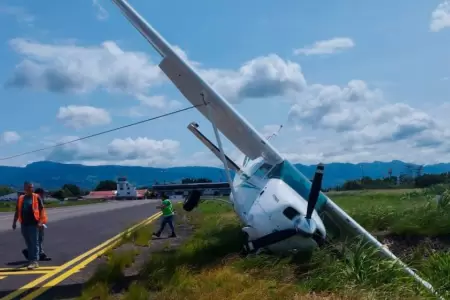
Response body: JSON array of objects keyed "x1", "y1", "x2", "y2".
[
  {"x1": 0, "y1": 199, "x2": 160, "y2": 299},
  {"x1": 0, "y1": 200, "x2": 158, "y2": 232}
]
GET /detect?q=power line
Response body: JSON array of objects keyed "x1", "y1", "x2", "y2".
[{"x1": 0, "y1": 104, "x2": 204, "y2": 161}]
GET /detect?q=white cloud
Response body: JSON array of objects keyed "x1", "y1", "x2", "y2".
[
  {"x1": 57, "y1": 105, "x2": 111, "y2": 129},
  {"x1": 135, "y1": 94, "x2": 182, "y2": 110},
  {"x1": 283, "y1": 76, "x2": 450, "y2": 165},
  {"x1": 200, "y1": 54, "x2": 307, "y2": 103},
  {"x1": 430, "y1": 1, "x2": 450, "y2": 32},
  {"x1": 0, "y1": 5, "x2": 35, "y2": 25},
  {"x1": 92, "y1": 0, "x2": 109, "y2": 21},
  {"x1": 6, "y1": 39, "x2": 306, "y2": 109},
  {"x1": 293, "y1": 37, "x2": 355, "y2": 56},
  {"x1": 1, "y1": 131, "x2": 21, "y2": 144},
  {"x1": 6, "y1": 38, "x2": 163, "y2": 95},
  {"x1": 45, "y1": 136, "x2": 181, "y2": 166},
  {"x1": 5, "y1": 38, "x2": 449, "y2": 166}
]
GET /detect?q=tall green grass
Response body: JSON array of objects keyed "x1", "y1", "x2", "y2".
[{"x1": 82, "y1": 190, "x2": 450, "y2": 299}]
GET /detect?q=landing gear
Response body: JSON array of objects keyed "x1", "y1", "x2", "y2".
[{"x1": 183, "y1": 190, "x2": 201, "y2": 211}]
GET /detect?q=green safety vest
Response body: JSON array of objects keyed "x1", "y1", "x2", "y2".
[{"x1": 161, "y1": 199, "x2": 174, "y2": 216}]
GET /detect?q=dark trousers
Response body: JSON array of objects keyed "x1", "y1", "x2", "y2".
[
  {"x1": 156, "y1": 215, "x2": 175, "y2": 234},
  {"x1": 21, "y1": 225, "x2": 39, "y2": 262}
]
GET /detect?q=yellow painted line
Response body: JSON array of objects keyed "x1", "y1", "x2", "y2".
[
  {"x1": 0, "y1": 212, "x2": 161, "y2": 300},
  {"x1": 0, "y1": 267, "x2": 58, "y2": 272},
  {"x1": 0, "y1": 271, "x2": 52, "y2": 276},
  {"x1": 0, "y1": 276, "x2": 5, "y2": 280}
]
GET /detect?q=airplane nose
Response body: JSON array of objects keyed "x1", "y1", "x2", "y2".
[
  {"x1": 294, "y1": 216, "x2": 326, "y2": 247},
  {"x1": 294, "y1": 216, "x2": 317, "y2": 238}
]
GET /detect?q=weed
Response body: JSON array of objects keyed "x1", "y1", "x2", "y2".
[
  {"x1": 122, "y1": 282, "x2": 150, "y2": 300},
  {"x1": 82, "y1": 191, "x2": 450, "y2": 299},
  {"x1": 86, "y1": 248, "x2": 139, "y2": 288},
  {"x1": 77, "y1": 282, "x2": 111, "y2": 300}
]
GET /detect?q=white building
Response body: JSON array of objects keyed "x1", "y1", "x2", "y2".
[{"x1": 116, "y1": 177, "x2": 138, "y2": 200}]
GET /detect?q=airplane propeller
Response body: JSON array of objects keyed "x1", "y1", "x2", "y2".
[{"x1": 306, "y1": 163, "x2": 325, "y2": 220}]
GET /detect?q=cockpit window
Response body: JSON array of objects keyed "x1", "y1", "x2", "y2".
[
  {"x1": 283, "y1": 206, "x2": 300, "y2": 220},
  {"x1": 268, "y1": 160, "x2": 327, "y2": 212},
  {"x1": 255, "y1": 163, "x2": 272, "y2": 177},
  {"x1": 247, "y1": 161, "x2": 273, "y2": 178}
]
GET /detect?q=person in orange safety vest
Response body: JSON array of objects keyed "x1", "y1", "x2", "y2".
[{"x1": 12, "y1": 181, "x2": 48, "y2": 270}]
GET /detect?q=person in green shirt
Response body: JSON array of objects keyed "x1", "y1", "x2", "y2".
[{"x1": 153, "y1": 193, "x2": 176, "y2": 238}]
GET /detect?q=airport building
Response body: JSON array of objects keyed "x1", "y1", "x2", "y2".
[{"x1": 84, "y1": 177, "x2": 147, "y2": 200}]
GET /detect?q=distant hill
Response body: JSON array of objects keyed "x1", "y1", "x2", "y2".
[{"x1": 1, "y1": 160, "x2": 450, "y2": 190}]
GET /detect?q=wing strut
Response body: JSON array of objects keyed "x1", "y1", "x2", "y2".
[{"x1": 201, "y1": 92, "x2": 238, "y2": 205}]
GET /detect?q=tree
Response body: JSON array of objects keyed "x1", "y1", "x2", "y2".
[
  {"x1": 62, "y1": 184, "x2": 81, "y2": 197},
  {"x1": 0, "y1": 186, "x2": 14, "y2": 197},
  {"x1": 51, "y1": 190, "x2": 65, "y2": 200},
  {"x1": 95, "y1": 180, "x2": 117, "y2": 191}
]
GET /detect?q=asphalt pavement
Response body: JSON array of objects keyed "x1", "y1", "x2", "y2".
[
  {"x1": 0, "y1": 200, "x2": 159, "y2": 232},
  {"x1": 0, "y1": 199, "x2": 160, "y2": 299}
]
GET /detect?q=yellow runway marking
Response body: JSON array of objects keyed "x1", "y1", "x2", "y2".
[
  {"x1": 0, "y1": 212, "x2": 161, "y2": 300},
  {"x1": 0, "y1": 271, "x2": 51, "y2": 276},
  {"x1": 0, "y1": 267, "x2": 58, "y2": 272}
]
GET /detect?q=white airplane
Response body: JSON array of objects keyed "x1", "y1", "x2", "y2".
[{"x1": 110, "y1": 0, "x2": 439, "y2": 297}]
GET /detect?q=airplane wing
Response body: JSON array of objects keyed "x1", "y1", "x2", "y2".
[
  {"x1": 316, "y1": 193, "x2": 438, "y2": 294},
  {"x1": 111, "y1": 0, "x2": 284, "y2": 166}
]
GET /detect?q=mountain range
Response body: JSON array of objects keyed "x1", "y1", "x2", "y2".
[{"x1": 1, "y1": 160, "x2": 449, "y2": 191}]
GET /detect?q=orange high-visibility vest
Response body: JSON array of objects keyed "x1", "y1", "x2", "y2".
[{"x1": 17, "y1": 193, "x2": 48, "y2": 224}]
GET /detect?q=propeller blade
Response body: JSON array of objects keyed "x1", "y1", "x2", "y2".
[
  {"x1": 248, "y1": 228, "x2": 298, "y2": 250},
  {"x1": 306, "y1": 163, "x2": 324, "y2": 219}
]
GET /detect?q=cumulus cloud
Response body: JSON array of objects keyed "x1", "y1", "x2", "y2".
[
  {"x1": 6, "y1": 38, "x2": 163, "y2": 95},
  {"x1": 45, "y1": 136, "x2": 181, "y2": 166},
  {"x1": 5, "y1": 38, "x2": 449, "y2": 166},
  {"x1": 6, "y1": 39, "x2": 306, "y2": 108},
  {"x1": 288, "y1": 79, "x2": 443, "y2": 147},
  {"x1": 1, "y1": 131, "x2": 21, "y2": 144},
  {"x1": 430, "y1": 1, "x2": 450, "y2": 32},
  {"x1": 293, "y1": 37, "x2": 355, "y2": 56},
  {"x1": 169, "y1": 47, "x2": 306, "y2": 103},
  {"x1": 200, "y1": 54, "x2": 307, "y2": 103},
  {"x1": 57, "y1": 105, "x2": 111, "y2": 129}
]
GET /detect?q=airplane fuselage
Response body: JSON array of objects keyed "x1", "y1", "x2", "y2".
[{"x1": 230, "y1": 157, "x2": 327, "y2": 253}]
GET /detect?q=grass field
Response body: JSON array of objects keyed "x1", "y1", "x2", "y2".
[
  {"x1": 80, "y1": 187, "x2": 450, "y2": 300},
  {"x1": 0, "y1": 198, "x2": 106, "y2": 212}
]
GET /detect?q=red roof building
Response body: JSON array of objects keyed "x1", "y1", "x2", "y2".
[{"x1": 84, "y1": 189, "x2": 148, "y2": 200}]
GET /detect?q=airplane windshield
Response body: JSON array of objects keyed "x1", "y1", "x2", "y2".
[{"x1": 267, "y1": 160, "x2": 327, "y2": 211}]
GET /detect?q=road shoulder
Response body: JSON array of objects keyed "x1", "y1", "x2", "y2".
[{"x1": 36, "y1": 210, "x2": 194, "y2": 299}]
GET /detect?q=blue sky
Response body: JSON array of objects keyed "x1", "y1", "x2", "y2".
[{"x1": 0, "y1": 0, "x2": 449, "y2": 168}]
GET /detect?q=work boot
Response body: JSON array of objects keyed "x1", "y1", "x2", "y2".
[
  {"x1": 152, "y1": 232, "x2": 160, "y2": 238},
  {"x1": 27, "y1": 261, "x2": 39, "y2": 270},
  {"x1": 169, "y1": 232, "x2": 176, "y2": 238}
]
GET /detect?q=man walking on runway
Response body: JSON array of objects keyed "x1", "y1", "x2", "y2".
[
  {"x1": 21, "y1": 188, "x2": 50, "y2": 261},
  {"x1": 12, "y1": 182, "x2": 48, "y2": 269}
]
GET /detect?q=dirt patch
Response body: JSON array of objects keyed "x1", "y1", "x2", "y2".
[
  {"x1": 104, "y1": 215, "x2": 195, "y2": 298},
  {"x1": 375, "y1": 232, "x2": 450, "y2": 258}
]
